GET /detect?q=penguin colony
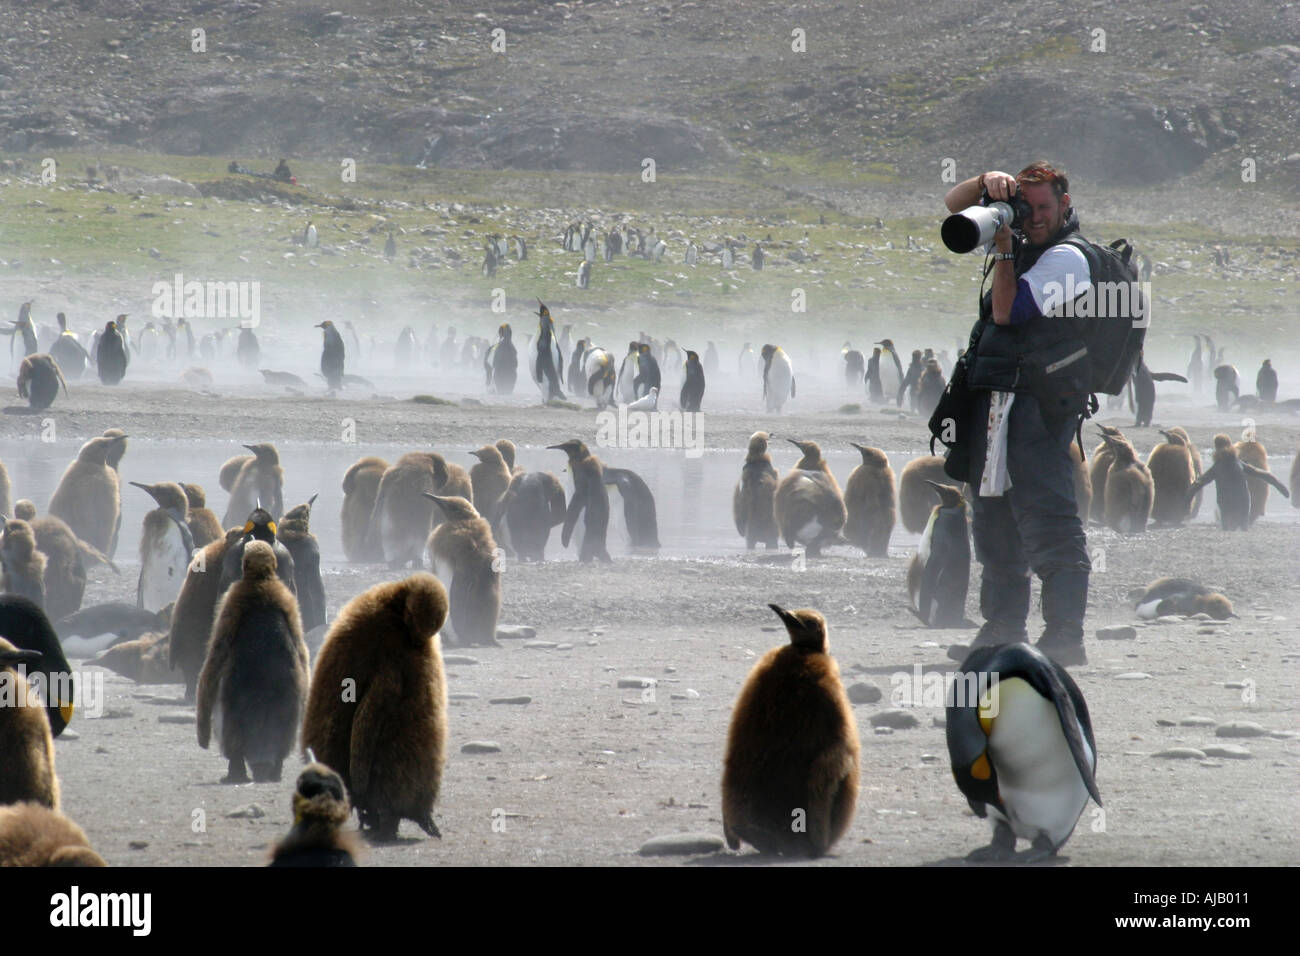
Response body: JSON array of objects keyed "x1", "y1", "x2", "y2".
[{"x1": 1, "y1": 243, "x2": 1295, "y2": 870}]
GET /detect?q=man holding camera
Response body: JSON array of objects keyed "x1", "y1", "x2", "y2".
[{"x1": 943, "y1": 161, "x2": 1092, "y2": 667}]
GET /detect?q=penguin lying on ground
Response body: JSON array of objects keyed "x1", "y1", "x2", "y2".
[
  {"x1": 1129, "y1": 577, "x2": 1234, "y2": 620},
  {"x1": 56, "y1": 601, "x2": 167, "y2": 657},
  {"x1": 946, "y1": 642, "x2": 1101, "y2": 863}
]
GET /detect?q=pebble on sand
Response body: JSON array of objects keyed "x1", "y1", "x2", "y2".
[
  {"x1": 1215, "y1": 721, "x2": 1267, "y2": 738},
  {"x1": 847, "y1": 681, "x2": 883, "y2": 704},
  {"x1": 1201, "y1": 744, "x2": 1252, "y2": 759},
  {"x1": 226, "y1": 805, "x2": 265, "y2": 819},
  {"x1": 617, "y1": 677, "x2": 657, "y2": 689},
  {"x1": 1114, "y1": 672, "x2": 1151, "y2": 680},
  {"x1": 1178, "y1": 716, "x2": 1217, "y2": 727},
  {"x1": 461, "y1": 741, "x2": 502, "y2": 754},
  {"x1": 443, "y1": 655, "x2": 480, "y2": 665},
  {"x1": 489, "y1": 696, "x2": 532, "y2": 705},
  {"x1": 159, "y1": 712, "x2": 196, "y2": 724},
  {"x1": 638, "y1": 833, "x2": 725, "y2": 856},
  {"x1": 524, "y1": 640, "x2": 558, "y2": 649},
  {"x1": 449, "y1": 692, "x2": 480, "y2": 701},
  {"x1": 1151, "y1": 748, "x2": 1207, "y2": 760},
  {"x1": 1097, "y1": 625, "x2": 1137, "y2": 640}
]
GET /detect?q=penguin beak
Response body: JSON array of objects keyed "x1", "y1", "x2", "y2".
[
  {"x1": 307, "y1": 493, "x2": 318, "y2": 507},
  {"x1": 767, "y1": 604, "x2": 799, "y2": 629}
]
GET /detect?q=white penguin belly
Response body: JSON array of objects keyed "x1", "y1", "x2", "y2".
[
  {"x1": 140, "y1": 528, "x2": 188, "y2": 612},
  {"x1": 987, "y1": 678, "x2": 1092, "y2": 847},
  {"x1": 433, "y1": 554, "x2": 457, "y2": 642}
]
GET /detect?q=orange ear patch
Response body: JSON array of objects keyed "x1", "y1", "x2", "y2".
[{"x1": 971, "y1": 753, "x2": 992, "y2": 781}]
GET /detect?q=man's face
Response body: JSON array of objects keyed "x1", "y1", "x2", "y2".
[{"x1": 1018, "y1": 181, "x2": 1070, "y2": 247}]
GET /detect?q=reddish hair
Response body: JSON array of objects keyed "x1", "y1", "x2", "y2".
[{"x1": 1016, "y1": 161, "x2": 1069, "y2": 199}]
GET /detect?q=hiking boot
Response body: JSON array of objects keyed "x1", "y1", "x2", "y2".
[{"x1": 1035, "y1": 636, "x2": 1088, "y2": 668}]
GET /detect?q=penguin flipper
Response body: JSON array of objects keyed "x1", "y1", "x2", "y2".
[
  {"x1": 1243, "y1": 463, "x2": 1290, "y2": 497},
  {"x1": 1035, "y1": 661, "x2": 1103, "y2": 806},
  {"x1": 1150, "y1": 372, "x2": 1188, "y2": 383}
]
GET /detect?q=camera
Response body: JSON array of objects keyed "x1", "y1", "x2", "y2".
[{"x1": 941, "y1": 187, "x2": 1032, "y2": 254}]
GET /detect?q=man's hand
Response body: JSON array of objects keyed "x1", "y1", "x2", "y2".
[{"x1": 981, "y1": 170, "x2": 1018, "y2": 201}]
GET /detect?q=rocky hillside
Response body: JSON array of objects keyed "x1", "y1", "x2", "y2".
[{"x1": 1, "y1": 0, "x2": 1296, "y2": 194}]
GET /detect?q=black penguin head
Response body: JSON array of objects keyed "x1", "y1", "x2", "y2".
[
  {"x1": 242, "y1": 507, "x2": 277, "y2": 542},
  {"x1": 316, "y1": 320, "x2": 333, "y2": 331},
  {"x1": 924, "y1": 479, "x2": 966, "y2": 510},
  {"x1": 422, "y1": 493, "x2": 479, "y2": 522},
  {"x1": 760, "y1": 344, "x2": 776, "y2": 361},
  {"x1": 537, "y1": 301, "x2": 551, "y2": 323},
  {"x1": 547, "y1": 439, "x2": 589, "y2": 461},
  {"x1": 499, "y1": 323, "x2": 512, "y2": 342},
  {"x1": 768, "y1": 604, "x2": 828, "y2": 652},
  {"x1": 685, "y1": 350, "x2": 699, "y2": 363},
  {"x1": 875, "y1": 339, "x2": 894, "y2": 350}
]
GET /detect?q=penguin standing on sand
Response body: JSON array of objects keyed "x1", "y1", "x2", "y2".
[
  {"x1": 169, "y1": 531, "x2": 237, "y2": 700},
  {"x1": 197, "y1": 541, "x2": 308, "y2": 784},
  {"x1": 1256, "y1": 360, "x2": 1278, "y2": 403},
  {"x1": 16, "y1": 354, "x2": 68, "y2": 410},
  {"x1": 341, "y1": 456, "x2": 389, "y2": 563},
  {"x1": 1087, "y1": 425, "x2": 1124, "y2": 524},
  {"x1": 96, "y1": 319, "x2": 128, "y2": 386},
  {"x1": 495, "y1": 469, "x2": 566, "y2": 562},
  {"x1": 468, "y1": 444, "x2": 512, "y2": 525},
  {"x1": 1, "y1": 518, "x2": 46, "y2": 609},
  {"x1": 602, "y1": 467, "x2": 661, "y2": 551},
  {"x1": 1236, "y1": 434, "x2": 1275, "y2": 523},
  {"x1": 760, "y1": 344, "x2": 795, "y2": 413},
  {"x1": 738, "y1": 343, "x2": 757, "y2": 379},
  {"x1": 734, "y1": 431, "x2": 779, "y2": 550},
  {"x1": 1188, "y1": 434, "x2": 1289, "y2": 530},
  {"x1": 897, "y1": 455, "x2": 950, "y2": 534},
  {"x1": 1186, "y1": 334, "x2": 1204, "y2": 392},
  {"x1": 182, "y1": 483, "x2": 224, "y2": 548},
  {"x1": 567, "y1": 338, "x2": 589, "y2": 394},
  {"x1": 774, "y1": 439, "x2": 845, "y2": 557},
  {"x1": 222, "y1": 442, "x2": 285, "y2": 526},
  {"x1": 1147, "y1": 430, "x2": 1196, "y2": 526},
  {"x1": 1213, "y1": 364, "x2": 1239, "y2": 412},
  {"x1": 8, "y1": 301, "x2": 38, "y2": 359},
  {"x1": 842, "y1": 345, "x2": 865, "y2": 388},
  {"x1": 316, "y1": 320, "x2": 346, "y2": 391},
  {"x1": 843, "y1": 443, "x2": 895, "y2": 557},
  {"x1": 47, "y1": 433, "x2": 126, "y2": 556},
  {"x1": 634, "y1": 343, "x2": 661, "y2": 399},
  {"x1": 1129, "y1": 352, "x2": 1187, "y2": 427},
  {"x1": 278, "y1": 496, "x2": 326, "y2": 633},
  {"x1": 917, "y1": 359, "x2": 946, "y2": 419},
  {"x1": 131, "y1": 481, "x2": 194, "y2": 613},
  {"x1": 722, "y1": 604, "x2": 859, "y2": 858},
  {"x1": 237, "y1": 327, "x2": 260, "y2": 369},
  {"x1": 423, "y1": 494, "x2": 501, "y2": 647},
  {"x1": 489, "y1": 323, "x2": 517, "y2": 395},
  {"x1": 897, "y1": 349, "x2": 924, "y2": 410},
  {"x1": 703, "y1": 342, "x2": 719, "y2": 377},
  {"x1": 875, "y1": 339, "x2": 904, "y2": 404},
  {"x1": 946, "y1": 642, "x2": 1100, "y2": 862},
  {"x1": 529, "y1": 302, "x2": 565, "y2": 401},
  {"x1": 302, "y1": 574, "x2": 449, "y2": 841},
  {"x1": 865, "y1": 347, "x2": 883, "y2": 402},
  {"x1": 269, "y1": 763, "x2": 359, "y2": 867},
  {"x1": 680, "y1": 349, "x2": 705, "y2": 412},
  {"x1": 49, "y1": 314, "x2": 90, "y2": 380},
  {"x1": 20, "y1": 505, "x2": 115, "y2": 622},
  {"x1": 548, "y1": 439, "x2": 611, "y2": 563},
  {"x1": 395, "y1": 326, "x2": 417, "y2": 368},
  {"x1": 616, "y1": 342, "x2": 640, "y2": 404},
  {"x1": 582, "y1": 345, "x2": 617, "y2": 410},
  {"x1": 906, "y1": 481, "x2": 971, "y2": 627},
  {"x1": 219, "y1": 506, "x2": 298, "y2": 596},
  {"x1": 1100, "y1": 433, "x2": 1153, "y2": 533}
]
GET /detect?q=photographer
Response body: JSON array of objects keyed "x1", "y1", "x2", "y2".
[{"x1": 943, "y1": 161, "x2": 1092, "y2": 667}]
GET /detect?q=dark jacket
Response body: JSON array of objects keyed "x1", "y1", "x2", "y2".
[{"x1": 966, "y1": 209, "x2": 1090, "y2": 427}]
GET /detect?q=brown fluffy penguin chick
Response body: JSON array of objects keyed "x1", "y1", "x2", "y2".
[
  {"x1": 370, "y1": 453, "x2": 440, "y2": 569},
  {"x1": 222, "y1": 442, "x2": 285, "y2": 526},
  {"x1": 1166, "y1": 427, "x2": 1204, "y2": 517},
  {"x1": 1, "y1": 518, "x2": 46, "y2": 609},
  {"x1": 469, "y1": 444, "x2": 512, "y2": 524},
  {"x1": 169, "y1": 529, "x2": 237, "y2": 700},
  {"x1": 341, "y1": 456, "x2": 388, "y2": 563},
  {"x1": 1088, "y1": 425, "x2": 1124, "y2": 523},
  {"x1": 733, "y1": 431, "x2": 779, "y2": 550},
  {"x1": 302, "y1": 573, "x2": 449, "y2": 842},
  {"x1": 47, "y1": 434, "x2": 125, "y2": 556},
  {"x1": 92, "y1": 630, "x2": 171, "y2": 684},
  {"x1": 1102, "y1": 434, "x2": 1153, "y2": 533},
  {"x1": 219, "y1": 454, "x2": 252, "y2": 494},
  {"x1": 0, "y1": 460, "x2": 11, "y2": 521},
  {"x1": 897, "y1": 455, "x2": 949, "y2": 534},
  {"x1": 25, "y1": 509, "x2": 115, "y2": 623},
  {"x1": 1070, "y1": 440, "x2": 1092, "y2": 525},
  {"x1": 1147, "y1": 430, "x2": 1196, "y2": 526},
  {"x1": 774, "y1": 440, "x2": 846, "y2": 557},
  {"x1": 17, "y1": 354, "x2": 69, "y2": 410},
  {"x1": 722, "y1": 605, "x2": 859, "y2": 858},
  {"x1": 0, "y1": 803, "x2": 106, "y2": 866},
  {"x1": 425, "y1": 494, "x2": 501, "y2": 648},
  {"x1": 844, "y1": 442, "x2": 895, "y2": 557},
  {"x1": 269, "y1": 763, "x2": 360, "y2": 867},
  {"x1": 101, "y1": 428, "x2": 128, "y2": 473},
  {"x1": 495, "y1": 438, "x2": 520, "y2": 475},
  {"x1": 0, "y1": 638, "x2": 59, "y2": 809},
  {"x1": 197, "y1": 541, "x2": 307, "y2": 784},
  {"x1": 1235, "y1": 436, "x2": 1271, "y2": 523},
  {"x1": 182, "y1": 483, "x2": 224, "y2": 548}
]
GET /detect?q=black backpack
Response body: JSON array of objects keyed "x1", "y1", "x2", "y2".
[{"x1": 1057, "y1": 236, "x2": 1147, "y2": 396}]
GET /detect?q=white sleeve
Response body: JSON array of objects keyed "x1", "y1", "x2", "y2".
[{"x1": 1020, "y1": 244, "x2": 1091, "y2": 316}]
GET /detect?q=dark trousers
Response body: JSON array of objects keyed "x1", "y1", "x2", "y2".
[{"x1": 968, "y1": 390, "x2": 1091, "y2": 644}]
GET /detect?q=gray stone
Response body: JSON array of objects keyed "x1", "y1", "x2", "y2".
[
  {"x1": 1202, "y1": 744, "x2": 1252, "y2": 759},
  {"x1": 524, "y1": 640, "x2": 558, "y2": 650},
  {"x1": 1215, "y1": 721, "x2": 1267, "y2": 738},
  {"x1": 443, "y1": 655, "x2": 479, "y2": 665},
  {"x1": 1178, "y1": 716, "x2": 1217, "y2": 727},
  {"x1": 226, "y1": 805, "x2": 265, "y2": 819},
  {"x1": 1114, "y1": 672, "x2": 1151, "y2": 680},
  {"x1": 638, "y1": 833, "x2": 725, "y2": 856},
  {"x1": 461, "y1": 741, "x2": 502, "y2": 754},
  {"x1": 617, "y1": 677, "x2": 657, "y2": 689},
  {"x1": 495, "y1": 625, "x2": 536, "y2": 640},
  {"x1": 159, "y1": 712, "x2": 195, "y2": 724},
  {"x1": 847, "y1": 681, "x2": 883, "y2": 704},
  {"x1": 1096, "y1": 625, "x2": 1137, "y2": 641},
  {"x1": 870, "y1": 709, "x2": 919, "y2": 730},
  {"x1": 1151, "y1": 748, "x2": 1206, "y2": 759},
  {"x1": 873, "y1": 726, "x2": 894, "y2": 735},
  {"x1": 489, "y1": 696, "x2": 532, "y2": 705},
  {"x1": 448, "y1": 692, "x2": 480, "y2": 701}
]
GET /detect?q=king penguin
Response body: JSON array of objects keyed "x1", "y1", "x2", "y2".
[
  {"x1": 423, "y1": 494, "x2": 502, "y2": 647},
  {"x1": 529, "y1": 302, "x2": 565, "y2": 401},
  {"x1": 496, "y1": 469, "x2": 566, "y2": 562},
  {"x1": 773, "y1": 439, "x2": 845, "y2": 557},
  {"x1": 16, "y1": 354, "x2": 68, "y2": 410},
  {"x1": 680, "y1": 349, "x2": 705, "y2": 412},
  {"x1": 316, "y1": 320, "x2": 346, "y2": 391},
  {"x1": 843, "y1": 443, "x2": 895, "y2": 557},
  {"x1": 131, "y1": 481, "x2": 195, "y2": 613},
  {"x1": 874, "y1": 339, "x2": 904, "y2": 404},
  {"x1": 601, "y1": 466, "x2": 661, "y2": 551},
  {"x1": 222, "y1": 442, "x2": 285, "y2": 526},
  {"x1": 734, "y1": 431, "x2": 780, "y2": 550},
  {"x1": 341, "y1": 456, "x2": 389, "y2": 563},
  {"x1": 906, "y1": 481, "x2": 971, "y2": 627},
  {"x1": 95, "y1": 319, "x2": 128, "y2": 386},
  {"x1": 278, "y1": 496, "x2": 327, "y2": 633},
  {"x1": 547, "y1": 439, "x2": 611, "y2": 563},
  {"x1": 615, "y1": 342, "x2": 640, "y2": 404},
  {"x1": 1187, "y1": 434, "x2": 1289, "y2": 530},
  {"x1": 0, "y1": 594, "x2": 76, "y2": 738},
  {"x1": 49, "y1": 313, "x2": 89, "y2": 380},
  {"x1": 1, "y1": 517, "x2": 46, "y2": 609},
  {"x1": 946, "y1": 642, "x2": 1101, "y2": 862},
  {"x1": 1100, "y1": 433, "x2": 1153, "y2": 534},
  {"x1": 760, "y1": 344, "x2": 795, "y2": 413},
  {"x1": 47, "y1": 433, "x2": 126, "y2": 557},
  {"x1": 1147, "y1": 430, "x2": 1196, "y2": 526}
]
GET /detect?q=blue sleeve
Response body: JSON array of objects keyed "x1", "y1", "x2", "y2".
[{"x1": 1008, "y1": 278, "x2": 1041, "y2": 325}]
